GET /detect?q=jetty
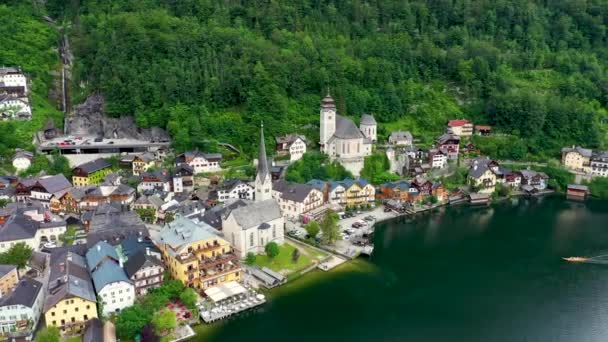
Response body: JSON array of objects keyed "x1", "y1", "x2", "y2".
[{"x1": 199, "y1": 281, "x2": 266, "y2": 323}]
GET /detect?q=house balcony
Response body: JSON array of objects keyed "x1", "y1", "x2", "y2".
[
  {"x1": 199, "y1": 264, "x2": 240, "y2": 281},
  {"x1": 199, "y1": 253, "x2": 239, "y2": 271}
]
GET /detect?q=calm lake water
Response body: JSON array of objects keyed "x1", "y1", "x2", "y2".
[{"x1": 202, "y1": 196, "x2": 608, "y2": 342}]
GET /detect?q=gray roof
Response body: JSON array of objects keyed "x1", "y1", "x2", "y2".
[
  {"x1": 45, "y1": 248, "x2": 96, "y2": 311},
  {"x1": 0, "y1": 214, "x2": 38, "y2": 242},
  {"x1": 91, "y1": 260, "x2": 131, "y2": 291},
  {"x1": 273, "y1": 180, "x2": 316, "y2": 203},
  {"x1": 334, "y1": 115, "x2": 364, "y2": 139},
  {"x1": 73, "y1": 158, "x2": 112, "y2": 175},
  {"x1": 0, "y1": 264, "x2": 16, "y2": 277},
  {"x1": 437, "y1": 133, "x2": 460, "y2": 144},
  {"x1": 158, "y1": 217, "x2": 220, "y2": 253},
  {"x1": 360, "y1": 114, "x2": 376, "y2": 125},
  {"x1": 124, "y1": 250, "x2": 163, "y2": 279},
  {"x1": 561, "y1": 146, "x2": 592, "y2": 157},
  {"x1": 201, "y1": 199, "x2": 250, "y2": 229},
  {"x1": 520, "y1": 169, "x2": 549, "y2": 180},
  {"x1": 0, "y1": 278, "x2": 43, "y2": 308},
  {"x1": 390, "y1": 131, "x2": 412, "y2": 141},
  {"x1": 257, "y1": 124, "x2": 270, "y2": 183},
  {"x1": 568, "y1": 184, "x2": 589, "y2": 191},
  {"x1": 86, "y1": 241, "x2": 119, "y2": 271},
  {"x1": 38, "y1": 175, "x2": 71, "y2": 194},
  {"x1": 229, "y1": 199, "x2": 282, "y2": 230},
  {"x1": 13, "y1": 150, "x2": 33, "y2": 161},
  {"x1": 83, "y1": 318, "x2": 103, "y2": 342},
  {"x1": 468, "y1": 159, "x2": 493, "y2": 179}
]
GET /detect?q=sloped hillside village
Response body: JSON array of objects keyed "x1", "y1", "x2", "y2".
[{"x1": 0, "y1": 68, "x2": 606, "y2": 341}]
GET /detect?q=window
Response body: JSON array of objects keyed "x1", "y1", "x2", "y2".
[
  {"x1": 75, "y1": 307, "x2": 79, "y2": 312},
  {"x1": 273, "y1": 225, "x2": 276, "y2": 238},
  {"x1": 86, "y1": 305, "x2": 90, "y2": 310},
  {"x1": 63, "y1": 310, "x2": 67, "y2": 314},
  {"x1": 249, "y1": 232, "x2": 254, "y2": 247},
  {"x1": 84, "y1": 315, "x2": 88, "y2": 321},
  {"x1": 52, "y1": 320, "x2": 56, "y2": 326},
  {"x1": 51, "y1": 312, "x2": 55, "y2": 316}
]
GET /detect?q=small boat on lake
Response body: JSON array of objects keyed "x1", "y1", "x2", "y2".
[{"x1": 562, "y1": 257, "x2": 589, "y2": 263}]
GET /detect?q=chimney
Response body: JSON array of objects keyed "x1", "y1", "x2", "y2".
[
  {"x1": 146, "y1": 247, "x2": 150, "y2": 256},
  {"x1": 119, "y1": 258, "x2": 124, "y2": 268},
  {"x1": 97, "y1": 244, "x2": 101, "y2": 251}
]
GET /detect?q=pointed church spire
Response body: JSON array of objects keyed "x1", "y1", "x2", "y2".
[{"x1": 257, "y1": 121, "x2": 269, "y2": 184}]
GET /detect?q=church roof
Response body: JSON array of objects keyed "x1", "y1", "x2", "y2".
[
  {"x1": 257, "y1": 124, "x2": 270, "y2": 184},
  {"x1": 334, "y1": 115, "x2": 364, "y2": 139},
  {"x1": 229, "y1": 199, "x2": 282, "y2": 230},
  {"x1": 321, "y1": 94, "x2": 336, "y2": 108},
  {"x1": 360, "y1": 114, "x2": 376, "y2": 125}
]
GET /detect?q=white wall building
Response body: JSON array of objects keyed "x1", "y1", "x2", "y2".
[
  {"x1": 0, "y1": 68, "x2": 28, "y2": 94},
  {"x1": 216, "y1": 180, "x2": 254, "y2": 201},
  {"x1": 175, "y1": 151, "x2": 222, "y2": 174},
  {"x1": 590, "y1": 152, "x2": 608, "y2": 177},
  {"x1": 319, "y1": 93, "x2": 375, "y2": 176},
  {"x1": 271, "y1": 181, "x2": 324, "y2": 220},
  {"x1": 0, "y1": 278, "x2": 45, "y2": 339}
]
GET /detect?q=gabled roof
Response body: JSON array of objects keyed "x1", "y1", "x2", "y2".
[
  {"x1": 360, "y1": 114, "x2": 376, "y2": 125},
  {"x1": 158, "y1": 216, "x2": 220, "y2": 252},
  {"x1": 275, "y1": 134, "x2": 306, "y2": 145},
  {"x1": 273, "y1": 181, "x2": 317, "y2": 203},
  {"x1": 73, "y1": 158, "x2": 112, "y2": 175},
  {"x1": 0, "y1": 264, "x2": 16, "y2": 278},
  {"x1": 561, "y1": 146, "x2": 592, "y2": 157},
  {"x1": 389, "y1": 131, "x2": 412, "y2": 141},
  {"x1": 91, "y1": 260, "x2": 131, "y2": 291},
  {"x1": 436, "y1": 133, "x2": 460, "y2": 144},
  {"x1": 124, "y1": 250, "x2": 163, "y2": 279},
  {"x1": 0, "y1": 278, "x2": 43, "y2": 308},
  {"x1": 37, "y1": 175, "x2": 71, "y2": 194},
  {"x1": 306, "y1": 179, "x2": 327, "y2": 191},
  {"x1": 229, "y1": 199, "x2": 282, "y2": 230},
  {"x1": 200, "y1": 199, "x2": 250, "y2": 230},
  {"x1": 86, "y1": 241, "x2": 119, "y2": 271},
  {"x1": 448, "y1": 119, "x2": 471, "y2": 127},
  {"x1": 45, "y1": 247, "x2": 96, "y2": 311}
]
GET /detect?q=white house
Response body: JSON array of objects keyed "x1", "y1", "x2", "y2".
[
  {"x1": 124, "y1": 250, "x2": 164, "y2": 297},
  {"x1": 327, "y1": 182, "x2": 347, "y2": 206},
  {"x1": 16, "y1": 175, "x2": 72, "y2": 208},
  {"x1": 86, "y1": 242, "x2": 135, "y2": 316},
  {"x1": 137, "y1": 171, "x2": 172, "y2": 193},
  {"x1": 0, "y1": 204, "x2": 67, "y2": 253},
  {"x1": 0, "y1": 67, "x2": 28, "y2": 94},
  {"x1": 0, "y1": 278, "x2": 45, "y2": 339},
  {"x1": 590, "y1": 151, "x2": 608, "y2": 177},
  {"x1": 0, "y1": 95, "x2": 31, "y2": 120},
  {"x1": 175, "y1": 151, "x2": 222, "y2": 174},
  {"x1": 271, "y1": 180, "x2": 324, "y2": 220},
  {"x1": 11, "y1": 150, "x2": 33, "y2": 171},
  {"x1": 388, "y1": 131, "x2": 413, "y2": 146},
  {"x1": 319, "y1": 93, "x2": 375, "y2": 176},
  {"x1": 216, "y1": 179, "x2": 254, "y2": 201},
  {"x1": 275, "y1": 135, "x2": 307, "y2": 161},
  {"x1": 222, "y1": 199, "x2": 284, "y2": 258},
  {"x1": 428, "y1": 149, "x2": 447, "y2": 169}
]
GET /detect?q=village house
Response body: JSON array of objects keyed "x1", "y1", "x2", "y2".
[
  {"x1": 215, "y1": 179, "x2": 254, "y2": 202},
  {"x1": 468, "y1": 158, "x2": 499, "y2": 194},
  {"x1": 86, "y1": 241, "x2": 134, "y2": 316},
  {"x1": 271, "y1": 180, "x2": 324, "y2": 220},
  {"x1": 124, "y1": 250, "x2": 164, "y2": 297},
  {"x1": 175, "y1": 151, "x2": 222, "y2": 174},
  {"x1": 326, "y1": 182, "x2": 347, "y2": 207},
  {"x1": 377, "y1": 181, "x2": 414, "y2": 202},
  {"x1": 379, "y1": 180, "x2": 447, "y2": 203},
  {"x1": 520, "y1": 169, "x2": 550, "y2": 192},
  {"x1": 590, "y1": 151, "x2": 608, "y2": 177},
  {"x1": 172, "y1": 164, "x2": 194, "y2": 194},
  {"x1": 388, "y1": 131, "x2": 413, "y2": 146},
  {"x1": 436, "y1": 134, "x2": 461, "y2": 160},
  {"x1": 132, "y1": 153, "x2": 156, "y2": 176},
  {"x1": 474, "y1": 125, "x2": 492, "y2": 136},
  {"x1": 428, "y1": 148, "x2": 448, "y2": 169},
  {"x1": 11, "y1": 149, "x2": 33, "y2": 172},
  {"x1": 0, "y1": 277, "x2": 45, "y2": 339},
  {"x1": 137, "y1": 170, "x2": 172, "y2": 193},
  {"x1": 0, "y1": 203, "x2": 67, "y2": 253},
  {"x1": 156, "y1": 216, "x2": 241, "y2": 291},
  {"x1": 319, "y1": 93, "x2": 374, "y2": 176},
  {"x1": 222, "y1": 199, "x2": 284, "y2": 258},
  {"x1": 342, "y1": 179, "x2": 376, "y2": 208},
  {"x1": 275, "y1": 134, "x2": 307, "y2": 161},
  {"x1": 0, "y1": 265, "x2": 18, "y2": 297},
  {"x1": 561, "y1": 146, "x2": 592, "y2": 173},
  {"x1": 0, "y1": 95, "x2": 31, "y2": 120},
  {"x1": 72, "y1": 159, "x2": 113, "y2": 187},
  {"x1": 0, "y1": 67, "x2": 28, "y2": 95},
  {"x1": 15, "y1": 175, "x2": 72, "y2": 208},
  {"x1": 446, "y1": 119, "x2": 473, "y2": 137},
  {"x1": 44, "y1": 247, "x2": 98, "y2": 335}
]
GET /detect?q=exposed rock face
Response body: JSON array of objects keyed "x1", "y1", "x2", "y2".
[{"x1": 66, "y1": 94, "x2": 170, "y2": 141}]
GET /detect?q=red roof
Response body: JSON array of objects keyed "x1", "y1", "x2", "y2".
[
  {"x1": 447, "y1": 119, "x2": 471, "y2": 127},
  {"x1": 475, "y1": 125, "x2": 492, "y2": 130}
]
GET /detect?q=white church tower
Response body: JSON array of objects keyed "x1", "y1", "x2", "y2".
[
  {"x1": 319, "y1": 91, "x2": 336, "y2": 153},
  {"x1": 255, "y1": 122, "x2": 272, "y2": 202}
]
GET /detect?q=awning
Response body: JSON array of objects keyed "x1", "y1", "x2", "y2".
[{"x1": 204, "y1": 281, "x2": 247, "y2": 302}]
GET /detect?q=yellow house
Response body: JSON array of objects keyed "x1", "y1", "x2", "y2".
[
  {"x1": 343, "y1": 179, "x2": 375, "y2": 207},
  {"x1": 0, "y1": 265, "x2": 18, "y2": 296},
  {"x1": 132, "y1": 153, "x2": 156, "y2": 176},
  {"x1": 468, "y1": 163, "x2": 497, "y2": 194},
  {"x1": 561, "y1": 146, "x2": 592, "y2": 172},
  {"x1": 44, "y1": 251, "x2": 97, "y2": 335},
  {"x1": 72, "y1": 159, "x2": 112, "y2": 187},
  {"x1": 156, "y1": 216, "x2": 241, "y2": 292}
]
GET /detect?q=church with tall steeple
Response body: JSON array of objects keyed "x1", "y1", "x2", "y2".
[
  {"x1": 255, "y1": 122, "x2": 272, "y2": 201},
  {"x1": 221, "y1": 122, "x2": 285, "y2": 259}
]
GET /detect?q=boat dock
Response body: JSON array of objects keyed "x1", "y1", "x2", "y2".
[{"x1": 199, "y1": 282, "x2": 266, "y2": 324}]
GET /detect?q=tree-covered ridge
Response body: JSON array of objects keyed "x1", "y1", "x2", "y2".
[
  {"x1": 52, "y1": 0, "x2": 608, "y2": 155},
  {"x1": 0, "y1": 4, "x2": 63, "y2": 159}
]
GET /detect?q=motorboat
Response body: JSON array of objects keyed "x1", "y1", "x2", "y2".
[{"x1": 562, "y1": 257, "x2": 589, "y2": 263}]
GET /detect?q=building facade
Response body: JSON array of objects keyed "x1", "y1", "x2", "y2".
[
  {"x1": 175, "y1": 151, "x2": 222, "y2": 174},
  {"x1": 275, "y1": 135, "x2": 307, "y2": 161},
  {"x1": 271, "y1": 181, "x2": 324, "y2": 220},
  {"x1": 72, "y1": 159, "x2": 112, "y2": 187},
  {"x1": 561, "y1": 146, "x2": 592, "y2": 173},
  {"x1": 124, "y1": 250, "x2": 164, "y2": 297},
  {"x1": 0, "y1": 278, "x2": 44, "y2": 339},
  {"x1": 590, "y1": 152, "x2": 608, "y2": 177},
  {"x1": 0, "y1": 265, "x2": 18, "y2": 297},
  {"x1": 447, "y1": 119, "x2": 473, "y2": 137}
]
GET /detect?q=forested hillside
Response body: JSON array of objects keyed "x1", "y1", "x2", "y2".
[
  {"x1": 0, "y1": 3, "x2": 62, "y2": 160},
  {"x1": 47, "y1": 0, "x2": 608, "y2": 156}
]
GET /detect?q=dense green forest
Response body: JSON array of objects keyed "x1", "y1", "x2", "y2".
[
  {"x1": 44, "y1": 0, "x2": 608, "y2": 157},
  {"x1": 0, "y1": 3, "x2": 63, "y2": 164}
]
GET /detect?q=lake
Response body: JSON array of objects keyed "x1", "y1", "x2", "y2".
[{"x1": 201, "y1": 196, "x2": 608, "y2": 342}]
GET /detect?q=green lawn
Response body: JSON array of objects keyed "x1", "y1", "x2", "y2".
[
  {"x1": 65, "y1": 336, "x2": 81, "y2": 342},
  {"x1": 253, "y1": 243, "x2": 314, "y2": 274}
]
